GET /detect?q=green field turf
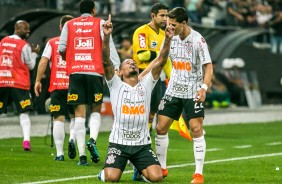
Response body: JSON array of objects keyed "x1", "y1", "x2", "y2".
[{"x1": 0, "y1": 121, "x2": 281, "y2": 184}]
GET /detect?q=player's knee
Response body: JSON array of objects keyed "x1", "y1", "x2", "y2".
[
  {"x1": 155, "y1": 125, "x2": 168, "y2": 135},
  {"x1": 148, "y1": 174, "x2": 163, "y2": 182},
  {"x1": 104, "y1": 173, "x2": 120, "y2": 182},
  {"x1": 191, "y1": 126, "x2": 203, "y2": 137}
]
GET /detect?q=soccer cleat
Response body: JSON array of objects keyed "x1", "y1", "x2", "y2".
[
  {"x1": 191, "y1": 173, "x2": 204, "y2": 184},
  {"x1": 77, "y1": 155, "x2": 88, "y2": 166},
  {"x1": 68, "y1": 139, "x2": 76, "y2": 159},
  {"x1": 98, "y1": 170, "x2": 102, "y2": 181},
  {"x1": 54, "y1": 155, "x2": 64, "y2": 161},
  {"x1": 162, "y1": 168, "x2": 168, "y2": 178},
  {"x1": 132, "y1": 167, "x2": 141, "y2": 181},
  {"x1": 23, "y1": 141, "x2": 31, "y2": 151},
  {"x1": 86, "y1": 138, "x2": 100, "y2": 163},
  {"x1": 132, "y1": 167, "x2": 150, "y2": 182}
]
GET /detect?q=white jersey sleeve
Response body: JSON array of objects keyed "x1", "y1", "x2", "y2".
[{"x1": 42, "y1": 41, "x2": 52, "y2": 59}]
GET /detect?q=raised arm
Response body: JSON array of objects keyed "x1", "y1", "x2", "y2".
[
  {"x1": 139, "y1": 22, "x2": 174, "y2": 80},
  {"x1": 102, "y1": 15, "x2": 115, "y2": 80}
]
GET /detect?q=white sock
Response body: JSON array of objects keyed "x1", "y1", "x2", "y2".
[
  {"x1": 69, "y1": 118, "x2": 75, "y2": 141},
  {"x1": 155, "y1": 134, "x2": 169, "y2": 169},
  {"x1": 53, "y1": 121, "x2": 65, "y2": 156},
  {"x1": 74, "y1": 117, "x2": 86, "y2": 156},
  {"x1": 89, "y1": 112, "x2": 101, "y2": 141},
  {"x1": 19, "y1": 113, "x2": 31, "y2": 141},
  {"x1": 193, "y1": 136, "x2": 206, "y2": 175},
  {"x1": 99, "y1": 169, "x2": 105, "y2": 182}
]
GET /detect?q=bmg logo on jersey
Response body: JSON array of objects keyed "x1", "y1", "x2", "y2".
[
  {"x1": 74, "y1": 37, "x2": 94, "y2": 49},
  {"x1": 138, "y1": 33, "x2": 146, "y2": 48}
]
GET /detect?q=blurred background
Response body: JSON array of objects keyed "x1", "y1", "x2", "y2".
[{"x1": 0, "y1": 0, "x2": 282, "y2": 115}]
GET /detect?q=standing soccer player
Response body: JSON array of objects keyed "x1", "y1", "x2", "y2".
[
  {"x1": 132, "y1": 3, "x2": 172, "y2": 136},
  {"x1": 98, "y1": 15, "x2": 175, "y2": 182},
  {"x1": 34, "y1": 15, "x2": 76, "y2": 161},
  {"x1": 58, "y1": 0, "x2": 120, "y2": 166},
  {"x1": 154, "y1": 7, "x2": 213, "y2": 184},
  {"x1": 0, "y1": 20, "x2": 40, "y2": 151}
]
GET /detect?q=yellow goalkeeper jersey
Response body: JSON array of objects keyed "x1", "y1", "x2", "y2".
[{"x1": 132, "y1": 24, "x2": 171, "y2": 78}]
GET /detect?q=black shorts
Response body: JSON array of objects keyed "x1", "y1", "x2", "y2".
[
  {"x1": 67, "y1": 74, "x2": 104, "y2": 105},
  {"x1": 50, "y1": 90, "x2": 74, "y2": 117},
  {"x1": 103, "y1": 143, "x2": 160, "y2": 172},
  {"x1": 150, "y1": 79, "x2": 162, "y2": 113},
  {"x1": 158, "y1": 95, "x2": 205, "y2": 121},
  {"x1": 0, "y1": 87, "x2": 33, "y2": 113}
]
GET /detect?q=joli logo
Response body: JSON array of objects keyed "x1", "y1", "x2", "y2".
[{"x1": 74, "y1": 37, "x2": 94, "y2": 49}]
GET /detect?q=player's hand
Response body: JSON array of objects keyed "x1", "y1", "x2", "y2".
[
  {"x1": 31, "y1": 44, "x2": 40, "y2": 54},
  {"x1": 103, "y1": 14, "x2": 113, "y2": 36},
  {"x1": 34, "y1": 81, "x2": 42, "y2": 97},
  {"x1": 165, "y1": 19, "x2": 175, "y2": 39},
  {"x1": 194, "y1": 89, "x2": 206, "y2": 103}
]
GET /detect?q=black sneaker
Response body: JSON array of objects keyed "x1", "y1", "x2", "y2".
[
  {"x1": 54, "y1": 155, "x2": 64, "y2": 161},
  {"x1": 77, "y1": 155, "x2": 88, "y2": 166},
  {"x1": 86, "y1": 138, "x2": 100, "y2": 163},
  {"x1": 68, "y1": 139, "x2": 76, "y2": 159}
]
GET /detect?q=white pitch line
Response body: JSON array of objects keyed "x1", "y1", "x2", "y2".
[
  {"x1": 266, "y1": 142, "x2": 282, "y2": 146},
  {"x1": 206, "y1": 148, "x2": 221, "y2": 152},
  {"x1": 233, "y1": 145, "x2": 252, "y2": 149},
  {"x1": 20, "y1": 152, "x2": 282, "y2": 184}
]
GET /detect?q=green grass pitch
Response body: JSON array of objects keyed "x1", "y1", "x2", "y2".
[{"x1": 0, "y1": 121, "x2": 281, "y2": 183}]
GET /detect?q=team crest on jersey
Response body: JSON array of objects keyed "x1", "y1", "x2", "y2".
[
  {"x1": 185, "y1": 42, "x2": 193, "y2": 52},
  {"x1": 150, "y1": 41, "x2": 157, "y2": 49},
  {"x1": 0, "y1": 102, "x2": 3, "y2": 108},
  {"x1": 137, "y1": 86, "x2": 144, "y2": 96},
  {"x1": 106, "y1": 154, "x2": 116, "y2": 164},
  {"x1": 94, "y1": 93, "x2": 103, "y2": 102}
]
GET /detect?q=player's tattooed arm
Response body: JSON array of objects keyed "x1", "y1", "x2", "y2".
[
  {"x1": 151, "y1": 23, "x2": 174, "y2": 80},
  {"x1": 102, "y1": 15, "x2": 115, "y2": 80}
]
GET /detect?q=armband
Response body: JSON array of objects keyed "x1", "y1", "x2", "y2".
[{"x1": 201, "y1": 84, "x2": 208, "y2": 91}]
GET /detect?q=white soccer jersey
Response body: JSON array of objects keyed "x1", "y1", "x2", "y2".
[
  {"x1": 106, "y1": 72, "x2": 157, "y2": 145},
  {"x1": 165, "y1": 28, "x2": 212, "y2": 99}
]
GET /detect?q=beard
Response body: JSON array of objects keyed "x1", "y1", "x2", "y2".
[
  {"x1": 128, "y1": 70, "x2": 138, "y2": 77},
  {"x1": 19, "y1": 33, "x2": 29, "y2": 40}
]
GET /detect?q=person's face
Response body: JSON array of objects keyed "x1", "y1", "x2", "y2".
[
  {"x1": 121, "y1": 39, "x2": 131, "y2": 50},
  {"x1": 153, "y1": 9, "x2": 168, "y2": 29},
  {"x1": 16, "y1": 22, "x2": 30, "y2": 39},
  {"x1": 167, "y1": 18, "x2": 184, "y2": 36},
  {"x1": 119, "y1": 59, "x2": 139, "y2": 78}
]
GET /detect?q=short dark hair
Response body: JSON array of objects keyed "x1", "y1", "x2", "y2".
[
  {"x1": 168, "y1": 7, "x2": 189, "y2": 23},
  {"x1": 151, "y1": 3, "x2": 169, "y2": 15},
  {"x1": 60, "y1": 15, "x2": 74, "y2": 27},
  {"x1": 79, "y1": 0, "x2": 95, "y2": 14}
]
